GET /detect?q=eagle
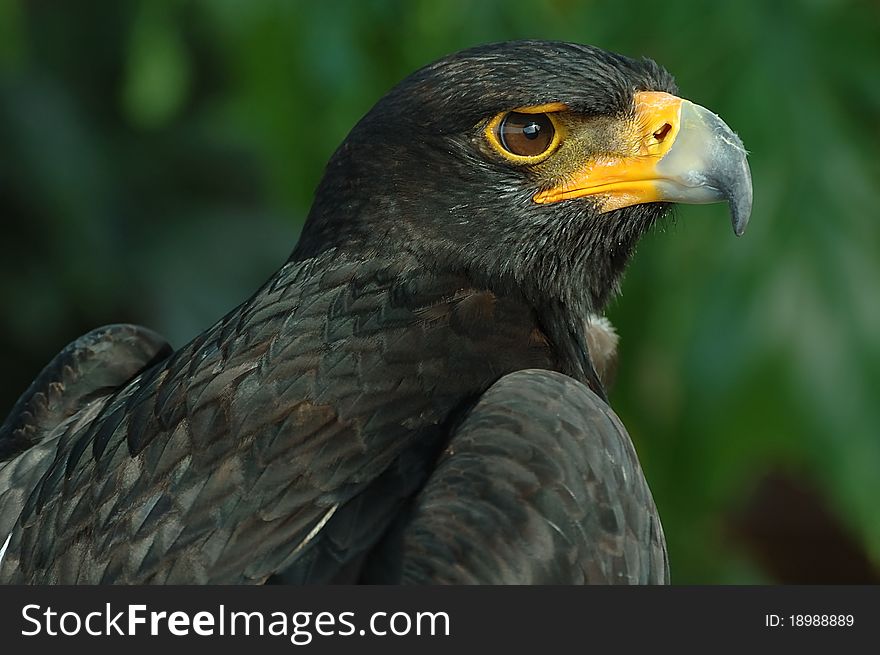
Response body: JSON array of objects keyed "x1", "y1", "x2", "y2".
[{"x1": 0, "y1": 41, "x2": 751, "y2": 584}]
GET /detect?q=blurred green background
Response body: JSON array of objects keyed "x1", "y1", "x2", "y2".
[{"x1": 1, "y1": 0, "x2": 878, "y2": 583}]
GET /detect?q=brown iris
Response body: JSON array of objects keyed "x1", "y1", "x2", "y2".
[{"x1": 498, "y1": 112, "x2": 555, "y2": 157}]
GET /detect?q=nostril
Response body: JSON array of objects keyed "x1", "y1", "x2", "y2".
[{"x1": 653, "y1": 123, "x2": 672, "y2": 142}]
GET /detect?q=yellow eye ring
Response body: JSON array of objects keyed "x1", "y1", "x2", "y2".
[{"x1": 484, "y1": 104, "x2": 565, "y2": 165}]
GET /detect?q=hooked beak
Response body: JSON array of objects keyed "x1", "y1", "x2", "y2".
[{"x1": 533, "y1": 92, "x2": 753, "y2": 236}]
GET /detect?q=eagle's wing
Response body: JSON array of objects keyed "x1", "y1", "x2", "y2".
[
  {"x1": 0, "y1": 324, "x2": 171, "y2": 461},
  {"x1": 0, "y1": 257, "x2": 560, "y2": 584},
  {"x1": 362, "y1": 369, "x2": 668, "y2": 584},
  {"x1": 0, "y1": 325, "x2": 171, "y2": 570}
]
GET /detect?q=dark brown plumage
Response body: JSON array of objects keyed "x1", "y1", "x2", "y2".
[
  {"x1": 0, "y1": 41, "x2": 750, "y2": 584},
  {"x1": 363, "y1": 370, "x2": 667, "y2": 584}
]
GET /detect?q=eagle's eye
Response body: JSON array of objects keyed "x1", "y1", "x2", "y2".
[
  {"x1": 484, "y1": 108, "x2": 563, "y2": 164},
  {"x1": 498, "y1": 112, "x2": 556, "y2": 158}
]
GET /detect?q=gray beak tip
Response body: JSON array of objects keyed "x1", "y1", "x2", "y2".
[
  {"x1": 664, "y1": 100, "x2": 754, "y2": 238},
  {"x1": 727, "y1": 156, "x2": 753, "y2": 236}
]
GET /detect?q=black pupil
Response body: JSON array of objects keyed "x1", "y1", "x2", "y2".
[{"x1": 522, "y1": 122, "x2": 541, "y2": 139}]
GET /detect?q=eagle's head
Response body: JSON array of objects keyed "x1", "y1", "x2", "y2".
[{"x1": 295, "y1": 41, "x2": 752, "y2": 315}]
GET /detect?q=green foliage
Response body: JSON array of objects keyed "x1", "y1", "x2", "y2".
[
  {"x1": 122, "y1": 2, "x2": 192, "y2": 128},
  {"x1": 0, "y1": 0, "x2": 877, "y2": 582}
]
